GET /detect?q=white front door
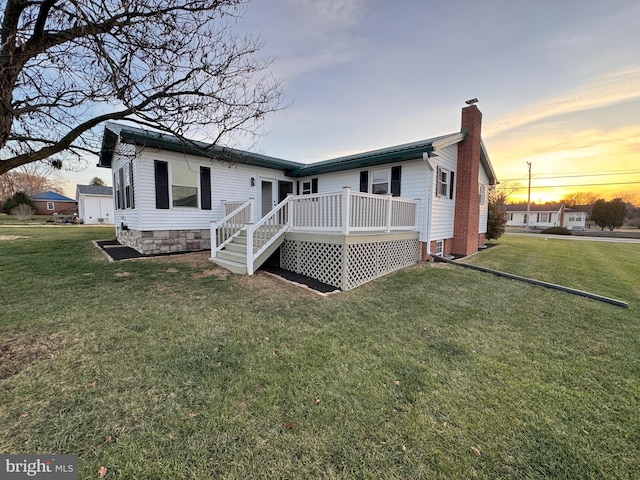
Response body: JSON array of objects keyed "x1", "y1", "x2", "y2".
[{"x1": 261, "y1": 180, "x2": 277, "y2": 217}]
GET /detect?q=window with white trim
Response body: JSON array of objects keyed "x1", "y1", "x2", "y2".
[
  {"x1": 435, "y1": 240, "x2": 444, "y2": 256},
  {"x1": 479, "y1": 184, "x2": 486, "y2": 204},
  {"x1": 172, "y1": 163, "x2": 198, "y2": 207},
  {"x1": 371, "y1": 169, "x2": 390, "y2": 195},
  {"x1": 539, "y1": 213, "x2": 549, "y2": 222},
  {"x1": 47, "y1": 202, "x2": 54, "y2": 210},
  {"x1": 436, "y1": 166, "x2": 452, "y2": 197},
  {"x1": 115, "y1": 161, "x2": 135, "y2": 210}
]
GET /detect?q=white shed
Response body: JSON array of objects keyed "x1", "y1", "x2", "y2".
[{"x1": 76, "y1": 185, "x2": 115, "y2": 224}]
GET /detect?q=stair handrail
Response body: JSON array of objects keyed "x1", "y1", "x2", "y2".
[
  {"x1": 210, "y1": 199, "x2": 253, "y2": 258},
  {"x1": 246, "y1": 195, "x2": 292, "y2": 275}
]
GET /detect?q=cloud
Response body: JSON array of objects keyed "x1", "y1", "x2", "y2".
[
  {"x1": 287, "y1": 0, "x2": 369, "y2": 28},
  {"x1": 484, "y1": 68, "x2": 640, "y2": 137}
]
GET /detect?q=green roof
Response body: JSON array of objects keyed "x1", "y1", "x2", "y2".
[
  {"x1": 99, "y1": 124, "x2": 496, "y2": 184},
  {"x1": 98, "y1": 124, "x2": 303, "y2": 171}
]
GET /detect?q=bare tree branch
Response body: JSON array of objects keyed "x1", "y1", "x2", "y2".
[{"x1": 0, "y1": 0, "x2": 284, "y2": 174}]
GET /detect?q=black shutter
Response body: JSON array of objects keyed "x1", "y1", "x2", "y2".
[
  {"x1": 200, "y1": 167, "x2": 211, "y2": 210},
  {"x1": 359, "y1": 171, "x2": 368, "y2": 193},
  {"x1": 311, "y1": 178, "x2": 318, "y2": 194},
  {"x1": 391, "y1": 166, "x2": 401, "y2": 197},
  {"x1": 296, "y1": 181, "x2": 300, "y2": 195},
  {"x1": 154, "y1": 160, "x2": 169, "y2": 209},
  {"x1": 129, "y1": 161, "x2": 135, "y2": 208},
  {"x1": 449, "y1": 171, "x2": 455, "y2": 199}
]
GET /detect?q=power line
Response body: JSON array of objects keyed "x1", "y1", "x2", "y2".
[
  {"x1": 501, "y1": 170, "x2": 640, "y2": 183},
  {"x1": 511, "y1": 181, "x2": 640, "y2": 190}
]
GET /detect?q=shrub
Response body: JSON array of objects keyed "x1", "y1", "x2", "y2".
[
  {"x1": 540, "y1": 226, "x2": 572, "y2": 235},
  {"x1": 10, "y1": 204, "x2": 35, "y2": 221},
  {"x1": 2, "y1": 191, "x2": 36, "y2": 214}
]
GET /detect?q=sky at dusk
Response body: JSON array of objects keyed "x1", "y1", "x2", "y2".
[{"x1": 63, "y1": 0, "x2": 640, "y2": 204}]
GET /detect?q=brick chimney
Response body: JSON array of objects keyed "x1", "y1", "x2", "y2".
[{"x1": 452, "y1": 104, "x2": 482, "y2": 256}]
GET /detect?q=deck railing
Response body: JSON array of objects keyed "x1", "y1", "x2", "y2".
[
  {"x1": 289, "y1": 187, "x2": 418, "y2": 234},
  {"x1": 246, "y1": 196, "x2": 290, "y2": 275},
  {"x1": 210, "y1": 199, "x2": 253, "y2": 257},
  {"x1": 211, "y1": 188, "x2": 419, "y2": 272}
]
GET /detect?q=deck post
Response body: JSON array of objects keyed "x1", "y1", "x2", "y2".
[
  {"x1": 414, "y1": 198, "x2": 421, "y2": 232},
  {"x1": 210, "y1": 221, "x2": 218, "y2": 259},
  {"x1": 287, "y1": 193, "x2": 294, "y2": 228},
  {"x1": 246, "y1": 222, "x2": 254, "y2": 275},
  {"x1": 342, "y1": 186, "x2": 351, "y2": 235},
  {"x1": 386, "y1": 194, "x2": 393, "y2": 233}
]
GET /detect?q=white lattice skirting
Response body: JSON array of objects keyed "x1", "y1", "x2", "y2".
[{"x1": 280, "y1": 233, "x2": 420, "y2": 291}]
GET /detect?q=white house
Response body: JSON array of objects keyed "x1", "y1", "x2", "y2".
[
  {"x1": 503, "y1": 203, "x2": 587, "y2": 230},
  {"x1": 76, "y1": 185, "x2": 115, "y2": 224},
  {"x1": 563, "y1": 208, "x2": 588, "y2": 230},
  {"x1": 98, "y1": 105, "x2": 498, "y2": 290}
]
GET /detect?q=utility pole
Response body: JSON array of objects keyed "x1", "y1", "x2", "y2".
[{"x1": 526, "y1": 161, "x2": 532, "y2": 232}]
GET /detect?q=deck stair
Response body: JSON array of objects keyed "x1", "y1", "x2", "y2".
[{"x1": 212, "y1": 229, "x2": 285, "y2": 275}]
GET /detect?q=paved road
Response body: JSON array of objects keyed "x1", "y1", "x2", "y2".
[{"x1": 505, "y1": 232, "x2": 640, "y2": 244}]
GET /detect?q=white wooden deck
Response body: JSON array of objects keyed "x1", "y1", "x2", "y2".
[{"x1": 210, "y1": 187, "x2": 420, "y2": 286}]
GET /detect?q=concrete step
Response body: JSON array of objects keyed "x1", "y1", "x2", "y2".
[
  {"x1": 233, "y1": 235, "x2": 247, "y2": 245},
  {"x1": 225, "y1": 242, "x2": 247, "y2": 254},
  {"x1": 210, "y1": 257, "x2": 247, "y2": 275},
  {"x1": 217, "y1": 249, "x2": 246, "y2": 263}
]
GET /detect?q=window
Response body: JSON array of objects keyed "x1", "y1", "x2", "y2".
[
  {"x1": 509, "y1": 213, "x2": 513, "y2": 221},
  {"x1": 359, "y1": 167, "x2": 401, "y2": 196},
  {"x1": 435, "y1": 240, "x2": 444, "y2": 256},
  {"x1": 124, "y1": 162, "x2": 132, "y2": 208},
  {"x1": 539, "y1": 213, "x2": 549, "y2": 222},
  {"x1": 155, "y1": 161, "x2": 208, "y2": 209},
  {"x1": 115, "y1": 161, "x2": 135, "y2": 210},
  {"x1": 172, "y1": 163, "x2": 197, "y2": 207},
  {"x1": 479, "y1": 184, "x2": 486, "y2": 204},
  {"x1": 371, "y1": 169, "x2": 389, "y2": 195},
  {"x1": 47, "y1": 202, "x2": 54, "y2": 211},
  {"x1": 436, "y1": 166, "x2": 452, "y2": 197}
]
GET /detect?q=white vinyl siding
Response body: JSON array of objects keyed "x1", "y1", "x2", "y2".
[
  {"x1": 478, "y1": 165, "x2": 490, "y2": 234},
  {"x1": 430, "y1": 144, "x2": 457, "y2": 241},
  {"x1": 117, "y1": 147, "x2": 293, "y2": 231},
  {"x1": 296, "y1": 159, "x2": 429, "y2": 242}
]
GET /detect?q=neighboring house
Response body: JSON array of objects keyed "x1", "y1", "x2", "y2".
[
  {"x1": 564, "y1": 208, "x2": 588, "y2": 230},
  {"x1": 76, "y1": 185, "x2": 115, "y2": 224},
  {"x1": 502, "y1": 203, "x2": 587, "y2": 230},
  {"x1": 31, "y1": 191, "x2": 78, "y2": 216},
  {"x1": 98, "y1": 104, "x2": 498, "y2": 290}
]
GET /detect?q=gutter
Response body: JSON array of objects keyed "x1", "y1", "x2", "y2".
[{"x1": 435, "y1": 256, "x2": 629, "y2": 308}]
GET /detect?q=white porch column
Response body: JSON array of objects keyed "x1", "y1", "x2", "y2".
[{"x1": 342, "y1": 186, "x2": 351, "y2": 235}]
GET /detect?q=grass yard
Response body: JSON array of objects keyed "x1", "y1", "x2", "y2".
[{"x1": 1, "y1": 228, "x2": 638, "y2": 479}]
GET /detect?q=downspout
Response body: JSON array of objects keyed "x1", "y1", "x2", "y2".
[{"x1": 423, "y1": 152, "x2": 435, "y2": 255}]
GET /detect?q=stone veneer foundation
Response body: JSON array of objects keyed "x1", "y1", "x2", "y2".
[{"x1": 117, "y1": 228, "x2": 210, "y2": 254}]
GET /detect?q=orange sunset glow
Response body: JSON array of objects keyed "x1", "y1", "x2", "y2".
[{"x1": 483, "y1": 69, "x2": 640, "y2": 205}]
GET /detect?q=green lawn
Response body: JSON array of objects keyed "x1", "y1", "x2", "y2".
[{"x1": 1, "y1": 228, "x2": 638, "y2": 479}]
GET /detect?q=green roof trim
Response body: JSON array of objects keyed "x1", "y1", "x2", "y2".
[
  {"x1": 115, "y1": 126, "x2": 304, "y2": 172},
  {"x1": 100, "y1": 124, "x2": 496, "y2": 184},
  {"x1": 97, "y1": 128, "x2": 118, "y2": 168}
]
